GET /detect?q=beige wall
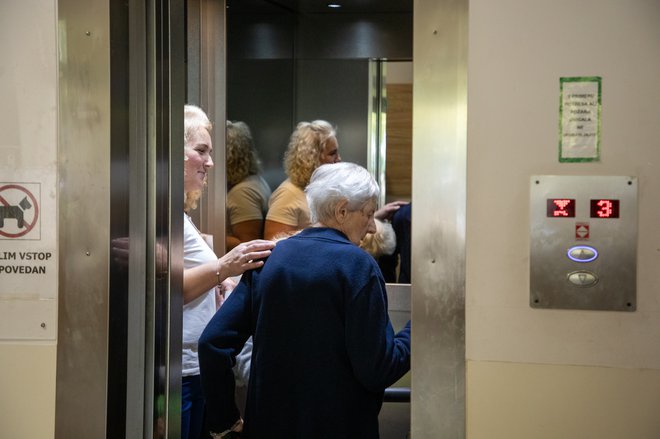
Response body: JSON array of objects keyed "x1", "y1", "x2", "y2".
[
  {"x1": 0, "y1": 1, "x2": 58, "y2": 438},
  {"x1": 0, "y1": 345, "x2": 57, "y2": 437},
  {"x1": 467, "y1": 0, "x2": 660, "y2": 437},
  {"x1": 2, "y1": 0, "x2": 660, "y2": 437},
  {"x1": 468, "y1": 361, "x2": 660, "y2": 439}
]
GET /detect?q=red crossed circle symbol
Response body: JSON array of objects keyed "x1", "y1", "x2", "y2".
[{"x1": 0, "y1": 184, "x2": 40, "y2": 238}]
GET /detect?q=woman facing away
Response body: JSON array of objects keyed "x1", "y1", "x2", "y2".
[
  {"x1": 263, "y1": 120, "x2": 341, "y2": 240},
  {"x1": 181, "y1": 105, "x2": 274, "y2": 439},
  {"x1": 225, "y1": 121, "x2": 271, "y2": 252},
  {"x1": 199, "y1": 162, "x2": 411, "y2": 439}
]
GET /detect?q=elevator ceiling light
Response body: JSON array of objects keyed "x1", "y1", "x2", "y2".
[{"x1": 327, "y1": 3, "x2": 342, "y2": 8}]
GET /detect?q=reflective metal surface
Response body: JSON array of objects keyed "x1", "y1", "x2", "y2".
[
  {"x1": 123, "y1": 1, "x2": 149, "y2": 435},
  {"x1": 108, "y1": 1, "x2": 131, "y2": 436},
  {"x1": 387, "y1": 283, "x2": 412, "y2": 332},
  {"x1": 367, "y1": 60, "x2": 388, "y2": 207},
  {"x1": 154, "y1": 2, "x2": 186, "y2": 438},
  {"x1": 381, "y1": 283, "x2": 411, "y2": 439},
  {"x1": 225, "y1": 2, "x2": 411, "y2": 193},
  {"x1": 198, "y1": 0, "x2": 228, "y2": 245},
  {"x1": 530, "y1": 175, "x2": 638, "y2": 311},
  {"x1": 411, "y1": 0, "x2": 467, "y2": 436},
  {"x1": 55, "y1": 0, "x2": 111, "y2": 436},
  {"x1": 56, "y1": 0, "x2": 185, "y2": 437}
]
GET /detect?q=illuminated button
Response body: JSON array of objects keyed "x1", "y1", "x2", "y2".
[
  {"x1": 567, "y1": 246, "x2": 598, "y2": 263},
  {"x1": 567, "y1": 271, "x2": 599, "y2": 287}
]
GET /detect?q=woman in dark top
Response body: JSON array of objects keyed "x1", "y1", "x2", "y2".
[{"x1": 199, "y1": 162, "x2": 411, "y2": 439}]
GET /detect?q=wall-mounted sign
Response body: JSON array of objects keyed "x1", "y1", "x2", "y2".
[
  {"x1": 559, "y1": 76, "x2": 601, "y2": 162},
  {"x1": 0, "y1": 182, "x2": 40, "y2": 240},
  {"x1": 0, "y1": 180, "x2": 56, "y2": 340}
]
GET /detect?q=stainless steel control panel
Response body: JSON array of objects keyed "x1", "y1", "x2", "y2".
[{"x1": 530, "y1": 175, "x2": 637, "y2": 311}]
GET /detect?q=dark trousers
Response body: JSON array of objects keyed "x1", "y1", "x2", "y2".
[{"x1": 182, "y1": 374, "x2": 205, "y2": 439}]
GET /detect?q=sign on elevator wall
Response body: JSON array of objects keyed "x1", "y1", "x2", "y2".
[
  {"x1": 559, "y1": 76, "x2": 601, "y2": 162},
  {"x1": 1, "y1": 1, "x2": 58, "y2": 340},
  {"x1": 0, "y1": 178, "x2": 56, "y2": 340},
  {"x1": 0, "y1": 182, "x2": 53, "y2": 276}
]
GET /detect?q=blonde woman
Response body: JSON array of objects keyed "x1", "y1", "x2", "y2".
[
  {"x1": 263, "y1": 120, "x2": 341, "y2": 240},
  {"x1": 225, "y1": 121, "x2": 271, "y2": 251},
  {"x1": 182, "y1": 105, "x2": 274, "y2": 439}
]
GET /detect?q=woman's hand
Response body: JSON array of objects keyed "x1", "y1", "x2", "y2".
[
  {"x1": 184, "y1": 240, "x2": 274, "y2": 305},
  {"x1": 111, "y1": 237, "x2": 130, "y2": 268},
  {"x1": 219, "y1": 239, "x2": 275, "y2": 279},
  {"x1": 112, "y1": 237, "x2": 168, "y2": 278},
  {"x1": 374, "y1": 201, "x2": 409, "y2": 221},
  {"x1": 215, "y1": 278, "x2": 237, "y2": 310}
]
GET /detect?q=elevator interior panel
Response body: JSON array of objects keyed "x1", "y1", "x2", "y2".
[{"x1": 530, "y1": 175, "x2": 637, "y2": 311}]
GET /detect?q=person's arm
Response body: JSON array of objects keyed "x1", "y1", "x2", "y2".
[
  {"x1": 226, "y1": 219, "x2": 264, "y2": 251},
  {"x1": 199, "y1": 275, "x2": 254, "y2": 434},
  {"x1": 345, "y1": 272, "x2": 411, "y2": 391},
  {"x1": 233, "y1": 336, "x2": 253, "y2": 387},
  {"x1": 215, "y1": 277, "x2": 237, "y2": 310},
  {"x1": 263, "y1": 220, "x2": 299, "y2": 240},
  {"x1": 375, "y1": 200, "x2": 410, "y2": 222},
  {"x1": 183, "y1": 239, "x2": 273, "y2": 304}
]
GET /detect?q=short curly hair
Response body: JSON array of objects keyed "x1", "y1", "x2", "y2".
[
  {"x1": 226, "y1": 121, "x2": 262, "y2": 188},
  {"x1": 283, "y1": 120, "x2": 336, "y2": 188}
]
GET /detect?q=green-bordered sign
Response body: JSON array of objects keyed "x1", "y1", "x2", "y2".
[{"x1": 559, "y1": 76, "x2": 601, "y2": 162}]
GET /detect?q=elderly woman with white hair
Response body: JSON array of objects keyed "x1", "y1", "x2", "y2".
[{"x1": 198, "y1": 162, "x2": 411, "y2": 439}]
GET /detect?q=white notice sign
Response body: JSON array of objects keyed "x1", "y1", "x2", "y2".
[
  {"x1": 559, "y1": 76, "x2": 601, "y2": 162},
  {"x1": 0, "y1": 179, "x2": 56, "y2": 340}
]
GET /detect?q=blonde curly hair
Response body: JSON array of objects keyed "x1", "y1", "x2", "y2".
[
  {"x1": 226, "y1": 121, "x2": 262, "y2": 188},
  {"x1": 283, "y1": 120, "x2": 336, "y2": 188},
  {"x1": 184, "y1": 105, "x2": 213, "y2": 212}
]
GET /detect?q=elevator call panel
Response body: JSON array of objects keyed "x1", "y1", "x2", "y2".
[{"x1": 529, "y1": 175, "x2": 637, "y2": 311}]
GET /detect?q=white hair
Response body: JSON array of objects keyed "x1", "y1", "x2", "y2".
[
  {"x1": 184, "y1": 104, "x2": 212, "y2": 145},
  {"x1": 305, "y1": 162, "x2": 379, "y2": 224},
  {"x1": 359, "y1": 219, "x2": 397, "y2": 257}
]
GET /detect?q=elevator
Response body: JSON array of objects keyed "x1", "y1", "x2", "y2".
[{"x1": 48, "y1": 0, "x2": 467, "y2": 437}]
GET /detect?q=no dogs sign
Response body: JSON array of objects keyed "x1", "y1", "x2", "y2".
[{"x1": 0, "y1": 182, "x2": 40, "y2": 240}]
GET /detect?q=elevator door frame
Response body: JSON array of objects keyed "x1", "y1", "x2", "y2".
[
  {"x1": 55, "y1": 0, "x2": 467, "y2": 436},
  {"x1": 197, "y1": 0, "x2": 468, "y2": 437},
  {"x1": 55, "y1": 0, "x2": 185, "y2": 437},
  {"x1": 206, "y1": 1, "x2": 468, "y2": 437}
]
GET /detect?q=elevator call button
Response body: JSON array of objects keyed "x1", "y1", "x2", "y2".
[
  {"x1": 567, "y1": 246, "x2": 598, "y2": 262},
  {"x1": 567, "y1": 271, "x2": 599, "y2": 287}
]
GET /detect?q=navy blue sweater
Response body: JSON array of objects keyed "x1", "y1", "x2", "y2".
[{"x1": 199, "y1": 227, "x2": 411, "y2": 438}]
